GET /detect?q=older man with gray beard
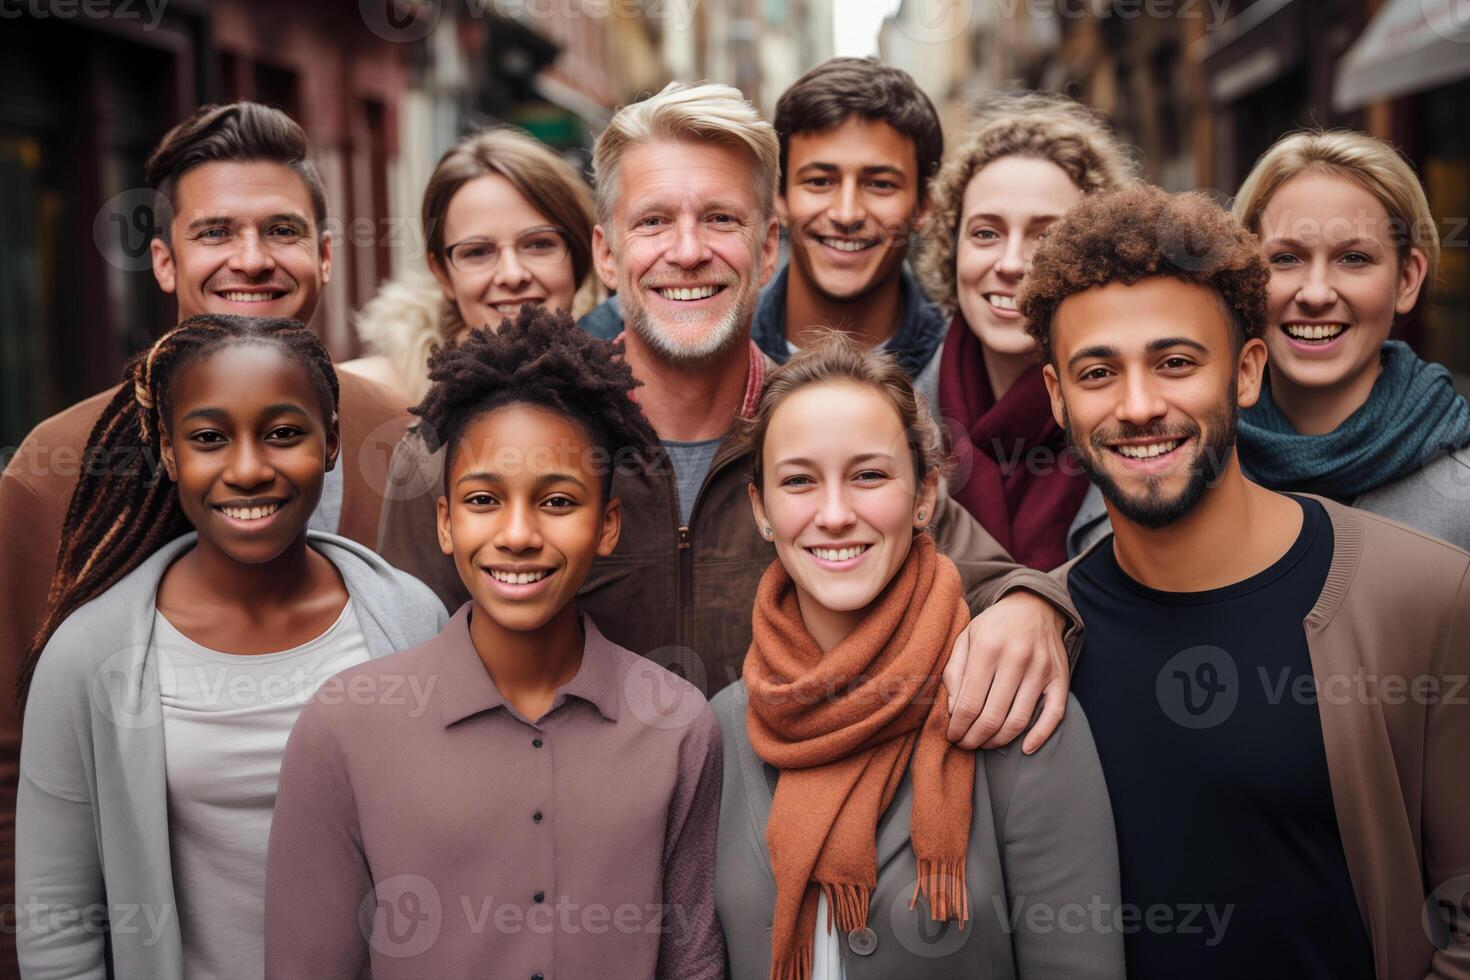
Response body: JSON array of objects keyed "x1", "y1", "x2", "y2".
[{"x1": 377, "y1": 82, "x2": 1082, "y2": 751}]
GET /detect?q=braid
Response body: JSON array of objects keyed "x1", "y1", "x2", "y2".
[
  {"x1": 411, "y1": 305, "x2": 658, "y2": 495},
  {"x1": 18, "y1": 314, "x2": 338, "y2": 709}
]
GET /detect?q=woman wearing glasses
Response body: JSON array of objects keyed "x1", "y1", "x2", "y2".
[{"x1": 342, "y1": 128, "x2": 601, "y2": 405}]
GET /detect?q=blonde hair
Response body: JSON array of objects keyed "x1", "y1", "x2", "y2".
[
  {"x1": 742, "y1": 330, "x2": 947, "y2": 498},
  {"x1": 1233, "y1": 128, "x2": 1440, "y2": 288},
  {"x1": 592, "y1": 81, "x2": 779, "y2": 230},
  {"x1": 917, "y1": 92, "x2": 1140, "y2": 316}
]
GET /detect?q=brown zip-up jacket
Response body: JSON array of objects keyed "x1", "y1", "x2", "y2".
[
  {"x1": 377, "y1": 350, "x2": 1082, "y2": 697},
  {"x1": 1056, "y1": 496, "x2": 1470, "y2": 980},
  {"x1": 0, "y1": 370, "x2": 408, "y2": 980}
]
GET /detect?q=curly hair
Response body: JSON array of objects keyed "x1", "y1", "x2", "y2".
[
  {"x1": 917, "y1": 92, "x2": 1140, "y2": 316},
  {"x1": 410, "y1": 304, "x2": 658, "y2": 499},
  {"x1": 1018, "y1": 185, "x2": 1269, "y2": 364}
]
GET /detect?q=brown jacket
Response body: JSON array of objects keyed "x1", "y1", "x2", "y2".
[
  {"x1": 1057, "y1": 496, "x2": 1470, "y2": 980},
  {"x1": 0, "y1": 370, "x2": 408, "y2": 978},
  {"x1": 376, "y1": 355, "x2": 1082, "y2": 697}
]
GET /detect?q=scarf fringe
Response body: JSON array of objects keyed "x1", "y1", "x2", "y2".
[
  {"x1": 910, "y1": 857, "x2": 970, "y2": 926},
  {"x1": 771, "y1": 944, "x2": 813, "y2": 980},
  {"x1": 819, "y1": 880, "x2": 872, "y2": 934}
]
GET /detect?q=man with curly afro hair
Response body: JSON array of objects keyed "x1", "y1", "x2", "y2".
[
  {"x1": 1029, "y1": 183, "x2": 1470, "y2": 979},
  {"x1": 266, "y1": 305, "x2": 727, "y2": 979}
]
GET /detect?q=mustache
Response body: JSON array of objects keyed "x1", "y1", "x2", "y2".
[{"x1": 1089, "y1": 421, "x2": 1200, "y2": 451}]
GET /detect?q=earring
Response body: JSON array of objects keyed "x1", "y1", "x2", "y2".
[
  {"x1": 763, "y1": 525, "x2": 772, "y2": 537},
  {"x1": 916, "y1": 510, "x2": 926, "y2": 522}
]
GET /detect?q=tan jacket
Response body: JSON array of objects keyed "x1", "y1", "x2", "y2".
[
  {"x1": 0, "y1": 370, "x2": 408, "y2": 979},
  {"x1": 1058, "y1": 496, "x2": 1470, "y2": 980}
]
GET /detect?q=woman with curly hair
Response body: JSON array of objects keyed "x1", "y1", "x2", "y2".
[
  {"x1": 916, "y1": 93, "x2": 1138, "y2": 570},
  {"x1": 1233, "y1": 129, "x2": 1470, "y2": 547},
  {"x1": 341, "y1": 127, "x2": 601, "y2": 405},
  {"x1": 267, "y1": 307, "x2": 725, "y2": 979}
]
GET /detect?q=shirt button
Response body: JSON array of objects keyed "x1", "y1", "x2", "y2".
[
  {"x1": 532, "y1": 738, "x2": 543, "y2": 748},
  {"x1": 848, "y1": 926, "x2": 878, "y2": 956},
  {"x1": 533, "y1": 810, "x2": 543, "y2": 823},
  {"x1": 534, "y1": 891, "x2": 545, "y2": 903}
]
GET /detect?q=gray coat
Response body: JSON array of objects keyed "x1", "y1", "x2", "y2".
[
  {"x1": 15, "y1": 531, "x2": 447, "y2": 980},
  {"x1": 711, "y1": 682, "x2": 1125, "y2": 980},
  {"x1": 1068, "y1": 447, "x2": 1470, "y2": 557}
]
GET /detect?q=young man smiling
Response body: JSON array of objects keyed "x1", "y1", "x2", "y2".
[
  {"x1": 1026, "y1": 184, "x2": 1470, "y2": 978},
  {"x1": 581, "y1": 60, "x2": 949, "y2": 405},
  {"x1": 0, "y1": 102, "x2": 406, "y2": 977}
]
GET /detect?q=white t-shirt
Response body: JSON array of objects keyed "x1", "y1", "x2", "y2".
[
  {"x1": 154, "y1": 601, "x2": 370, "y2": 980},
  {"x1": 814, "y1": 891, "x2": 845, "y2": 979}
]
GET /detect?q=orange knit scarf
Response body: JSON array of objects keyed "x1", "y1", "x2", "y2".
[{"x1": 744, "y1": 534, "x2": 975, "y2": 980}]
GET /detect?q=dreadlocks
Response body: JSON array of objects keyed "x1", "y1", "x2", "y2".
[
  {"x1": 411, "y1": 304, "x2": 658, "y2": 499},
  {"x1": 18, "y1": 314, "x2": 338, "y2": 708}
]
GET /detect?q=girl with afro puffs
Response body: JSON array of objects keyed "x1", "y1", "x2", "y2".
[{"x1": 264, "y1": 306, "x2": 725, "y2": 980}]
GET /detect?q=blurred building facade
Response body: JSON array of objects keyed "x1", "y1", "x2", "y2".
[
  {"x1": 661, "y1": 0, "x2": 834, "y2": 116},
  {"x1": 880, "y1": 0, "x2": 1470, "y2": 382},
  {"x1": 0, "y1": 0, "x2": 674, "y2": 448}
]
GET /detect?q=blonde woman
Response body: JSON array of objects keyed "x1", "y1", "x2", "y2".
[
  {"x1": 917, "y1": 93, "x2": 1138, "y2": 569},
  {"x1": 342, "y1": 127, "x2": 602, "y2": 405},
  {"x1": 1230, "y1": 129, "x2": 1470, "y2": 548}
]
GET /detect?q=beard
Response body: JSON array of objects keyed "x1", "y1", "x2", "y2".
[
  {"x1": 623, "y1": 272, "x2": 759, "y2": 364},
  {"x1": 1065, "y1": 385, "x2": 1239, "y2": 530}
]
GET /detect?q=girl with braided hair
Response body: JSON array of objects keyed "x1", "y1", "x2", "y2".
[
  {"x1": 266, "y1": 306, "x2": 725, "y2": 979},
  {"x1": 15, "y1": 314, "x2": 446, "y2": 980}
]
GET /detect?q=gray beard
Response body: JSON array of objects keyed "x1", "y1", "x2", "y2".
[{"x1": 623, "y1": 279, "x2": 759, "y2": 364}]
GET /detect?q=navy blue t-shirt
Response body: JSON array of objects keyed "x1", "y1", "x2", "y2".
[{"x1": 1068, "y1": 496, "x2": 1374, "y2": 979}]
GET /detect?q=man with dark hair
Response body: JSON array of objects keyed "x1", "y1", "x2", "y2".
[
  {"x1": 0, "y1": 101, "x2": 407, "y2": 977},
  {"x1": 1027, "y1": 184, "x2": 1470, "y2": 977},
  {"x1": 581, "y1": 59, "x2": 949, "y2": 404}
]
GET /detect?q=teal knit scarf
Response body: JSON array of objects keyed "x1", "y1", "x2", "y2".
[{"x1": 1239, "y1": 341, "x2": 1470, "y2": 502}]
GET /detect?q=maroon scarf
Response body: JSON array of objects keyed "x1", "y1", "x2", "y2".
[{"x1": 937, "y1": 314, "x2": 1089, "y2": 570}]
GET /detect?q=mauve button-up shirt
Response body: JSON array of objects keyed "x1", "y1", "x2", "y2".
[{"x1": 264, "y1": 603, "x2": 724, "y2": 980}]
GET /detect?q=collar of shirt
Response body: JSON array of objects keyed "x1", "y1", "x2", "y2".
[
  {"x1": 428, "y1": 603, "x2": 624, "y2": 728},
  {"x1": 611, "y1": 331, "x2": 766, "y2": 421}
]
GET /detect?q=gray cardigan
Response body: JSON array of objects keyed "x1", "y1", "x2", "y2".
[
  {"x1": 711, "y1": 683, "x2": 1125, "y2": 980},
  {"x1": 1068, "y1": 447, "x2": 1470, "y2": 558},
  {"x1": 15, "y1": 531, "x2": 447, "y2": 980}
]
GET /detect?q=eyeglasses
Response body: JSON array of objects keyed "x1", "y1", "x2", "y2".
[{"x1": 443, "y1": 228, "x2": 570, "y2": 275}]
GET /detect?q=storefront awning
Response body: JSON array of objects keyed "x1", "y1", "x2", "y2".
[{"x1": 1334, "y1": 0, "x2": 1470, "y2": 110}]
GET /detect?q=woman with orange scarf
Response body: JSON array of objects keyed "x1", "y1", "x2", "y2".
[{"x1": 711, "y1": 332, "x2": 1124, "y2": 980}]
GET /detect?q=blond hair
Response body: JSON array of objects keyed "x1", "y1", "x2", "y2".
[
  {"x1": 592, "y1": 81, "x2": 779, "y2": 231},
  {"x1": 1233, "y1": 128, "x2": 1440, "y2": 288},
  {"x1": 742, "y1": 330, "x2": 947, "y2": 498},
  {"x1": 917, "y1": 92, "x2": 1140, "y2": 316}
]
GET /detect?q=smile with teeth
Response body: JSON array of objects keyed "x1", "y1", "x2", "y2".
[
  {"x1": 1113, "y1": 440, "x2": 1184, "y2": 459},
  {"x1": 986, "y1": 293, "x2": 1018, "y2": 311},
  {"x1": 817, "y1": 236, "x2": 878, "y2": 253},
  {"x1": 655, "y1": 285, "x2": 723, "y2": 301},
  {"x1": 220, "y1": 290, "x2": 283, "y2": 303},
  {"x1": 217, "y1": 501, "x2": 282, "y2": 520},
  {"x1": 809, "y1": 544, "x2": 869, "y2": 561},
  {"x1": 488, "y1": 568, "x2": 552, "y2": 585},
  {"x1": 1283, "y1": 323, "x2": 1346, "y2": 342}
]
